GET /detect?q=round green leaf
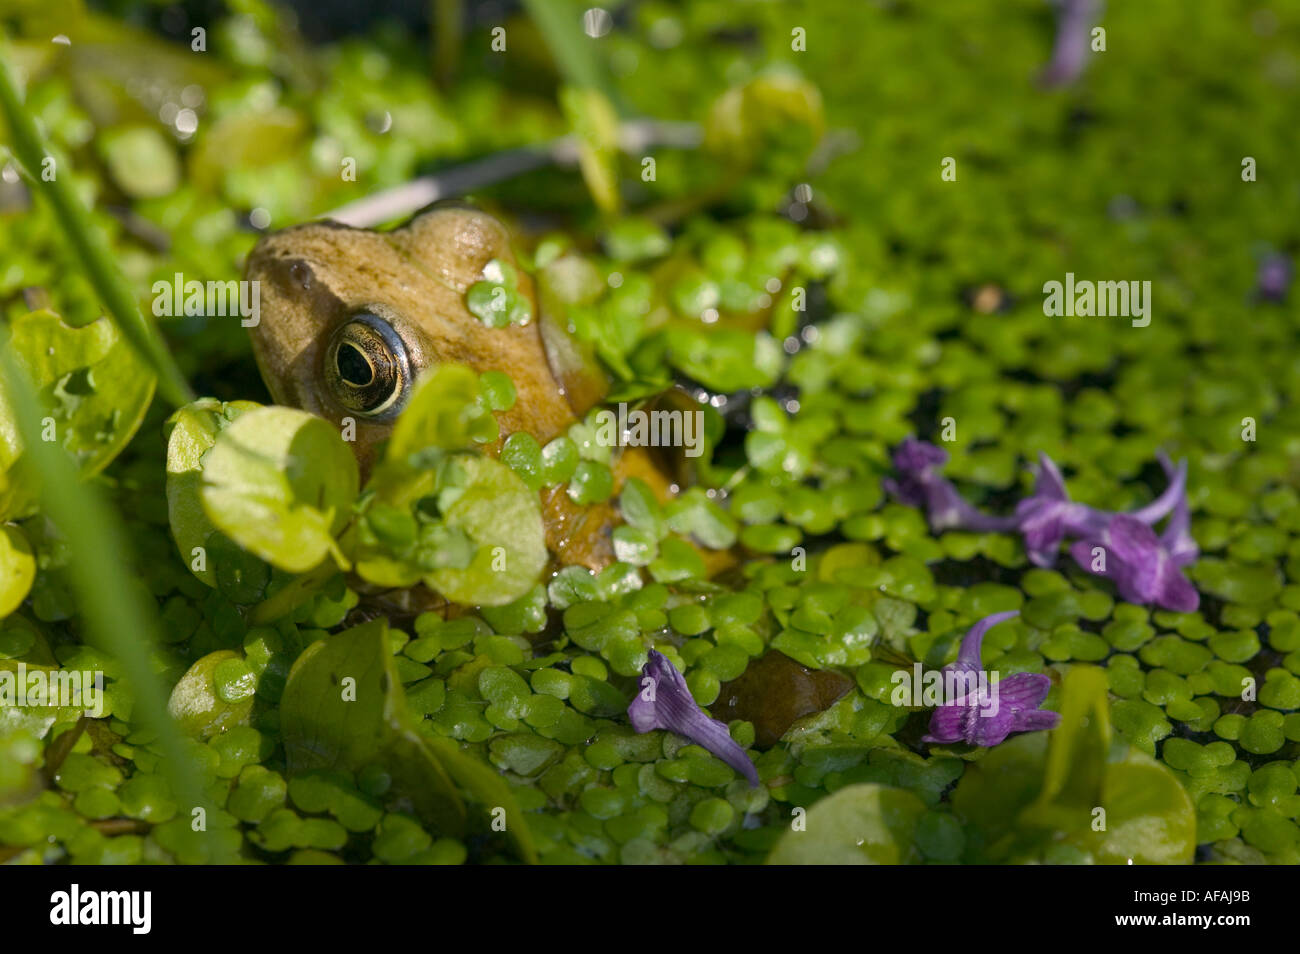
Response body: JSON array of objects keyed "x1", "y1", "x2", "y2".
[
  {"x1": 165, "y1": 398, "x2": 261, "y2": 587},
  {"x1": 200, "y1": 406, "x2": 358, "y2": 574},
  {"x1": 765, "y1": 783, "x2": 927, "y2": 864},
  {"x1": 7, "y1": 309, "x2": 155, "y2": 479},
  {"x1": 424, "y1": 456, "x2": 547, "y2": 606},
  {"x1": 167, "y1": 650, "x2": 255, "y2": 739},
  {"x1": 0, "y1": 524, "x2": 35, "y2": 618}
]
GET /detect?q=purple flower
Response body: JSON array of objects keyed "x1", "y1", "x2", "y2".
[
  {"x1": 1039, "y1": 0, "x2": 1101, "y2": 88},
  {"x1": 885, "y1": 437, "x2": 1203, "y2": 610},
  {"x1": 886, "y1": 440, "x2": 1189, "y2": 568},
  {"x1": 1256, "y1": 253, "x2": 1292, "y2": 302},
  {"x1": 1014, "y1": 454, "x2": 1107, "y2": 567},
  {"x1": 629, "y1": 650, "x2": 759, "y2": 787},
  {"x1": 1067, "y1": 452, "x2": 1199, "y2": 611},
  {"x1": 1068, "y1": 514, "x2": 1199, "y2": 612},
  {"x1": 1014, "y1": 452, "x2": 1187, "y2": 567},
  {"x1": 923, "y1": 611, "x2": 1061, "y2": 747},
  {"x1": 883, "y1": 438, "x2": 1018, "y2": 534}
]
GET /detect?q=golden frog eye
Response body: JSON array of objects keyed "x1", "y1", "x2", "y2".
[{"x1": 323, "y1": 312, "x2": 411, "y2": 419}]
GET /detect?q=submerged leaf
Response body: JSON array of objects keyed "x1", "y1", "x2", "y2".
[
  {"x1": 278, "y1": 618, "x2": 538, "y2": 860},
  {"x1": 280, "y1": 620, "x2": 465, "y2": 834}
]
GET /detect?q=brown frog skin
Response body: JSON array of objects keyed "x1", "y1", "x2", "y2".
[{"x1": 243, "y1": 204, "x2": 677, "y2": 573}]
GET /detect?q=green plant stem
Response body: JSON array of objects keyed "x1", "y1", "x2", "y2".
[
  {"x1": 521, "y1": 0, "x2": 628, "y2": 113},
  {"x1": 0, "y1": 48, "x2": 193, "y2": 408}
]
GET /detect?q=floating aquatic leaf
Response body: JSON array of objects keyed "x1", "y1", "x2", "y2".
[
  {"x1": 765, "y1": 783, "x2": 927, "y2": 865},
  {"x1": 383, "y1": 363, "x2": 489, "y2": 465},
  {"x1": 167, "y1": 650, "x2": 256, "y2": 740},
  {"x1": 422, "y1": 456, "x2": 547, "y2": 606},
  {"x1": 165, "y1": 398, "x2": 262, "y2": 587},
  {"x1": 4, "y1": 309, "x2": 155, "y2": 481},
  {"x1": 0, "y1": 524, "x2": 36, "y2": 619},
  {"x1": 200, "y1": 406, "x2": 358, "y2": 574}
]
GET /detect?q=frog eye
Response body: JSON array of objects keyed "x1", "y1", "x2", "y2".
[{"x1": 323, "y1": 312, "x2": 412, "y2": 419}]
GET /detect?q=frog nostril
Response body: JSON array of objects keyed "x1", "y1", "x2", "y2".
[{"x1": 337, "y1": 342, "x2": 374, "y2": 387}]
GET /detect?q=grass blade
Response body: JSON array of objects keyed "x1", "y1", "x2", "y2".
[{"x1": 0, "y1": 47, "x2": 193, "y2": 408}]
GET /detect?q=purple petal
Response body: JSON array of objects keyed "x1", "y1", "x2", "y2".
[
  {"x1": 1015, "y1": 498, "x2": 1069, "y2": 567},
  {"x1": 924, "y1": 478, "x2": 1020, "y2": 534},
  {"x1": 1016, "y1": 455, "x2": 1188, "y2": 568},
  {"x1": 1155, "y1": 566, "x2": 1200, "y2": 613},
  {"x1": 964, "y1": 707, "x2": 1018, "y2": 748},
  {"x1": 886, "y1": 439, "x2": 1019, "y2": 534},
  {"x1": 1069, "y1": 537, "x2": 1110, "y2": 578},
  {"x1": 893, "y1": 436, "x2": 948, "y2": 473},
  {"x1": 1039, "y1": 0, "x2": 1099, "y2": 88},
  {"x1": 993, "y1": 671, "x2": 1053, "y2": 712},
  {"x1": 925, "y1": 615, "x2": 1059, "y2": 748},
  {"x1": 923, "y1": 702, "x2": 1017, "y2": 748},
  {"x1": 954, "y1": 610, "x2": 1021, "y2": 672},
  {"x1": 1016, "y1": 499, "x2": 1110, "y2": 567},
  {"x1": 1079, "y1": 516, "x2": 1164, "y2": 604},
  {"x1": 1257, "y1": 253, "x2": 1292, "y2": 302},
  {"x1": 882, "y1": 475, "x2": 926, "y2": 509},
  {"x1": 1034, "y1": 453, "x2": 1070, "y2": 501},
  {"x1": 1010, "y1": 708, "x2": 1063, "y2": 733},
  {"x1": 1128, "y1": 456, "x2": 1186, "y2": 526},
  {"x1": 1157, "y1": 453, "x2": 1198, "y2": 566},
  {"x1": 1071, "y1": 516, "x2": 1201, "y2": 612},
  {"x1": 628, "y1": 651, "x2": 759, "y2": 787},
  {"x1": 922, "y1": 704, "x2": 970, "y2": 745}
]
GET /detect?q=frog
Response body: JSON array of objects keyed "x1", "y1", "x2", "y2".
[{"x1": 242, "y1": 203, "x2": 685, "y2": 575}]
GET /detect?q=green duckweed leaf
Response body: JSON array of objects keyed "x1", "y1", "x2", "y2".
[
  {"x1": 466, "y1": 259, "x2": 533, "y2": 329},
  {"x1": 167, "y1": 650, "x2": 255, "y2": 740}
]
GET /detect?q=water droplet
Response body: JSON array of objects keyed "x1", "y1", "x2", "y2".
[{"x1": 583, "y1": 8, "x2": 613, "y2": 38}]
